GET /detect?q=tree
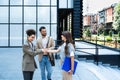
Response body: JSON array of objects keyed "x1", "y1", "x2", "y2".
[
  {"x1": 97, "y1": 23, "x2": 104, "y2": 35},
  {"x1": 86, "y1": 28, "x2": 91, "y2": 37},
  {"x1": 113, "y1": 2, "x2": 120, "y2": 32}
]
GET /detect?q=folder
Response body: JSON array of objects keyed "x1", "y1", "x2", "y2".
[{"x1": 62, "y1": 56, "x2": 78, "y2": 74}]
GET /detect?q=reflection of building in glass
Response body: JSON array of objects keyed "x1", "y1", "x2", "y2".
[{"x1": 0, "y1": 0, "x2": 57, "y2": 47}]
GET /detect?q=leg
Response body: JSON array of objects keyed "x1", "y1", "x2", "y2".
[
  {"x1": 46, "y1": 57, "x2": 52, "y2": 80},
  {"x1": 62, "y1": 70, "x2": 72, "y2": 80},
  {"x1": 39, "y1": 56, "x2": 46, "y2": 80},
  {"x1": 30, "y1": 71, "x2": 34, "y2": 80},
  {"x1": 23, "y1": 71, "x2": 31, "y2": 80}
]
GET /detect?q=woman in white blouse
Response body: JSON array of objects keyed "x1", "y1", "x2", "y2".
[{"x1": 47, "y1": 31, "x2": 75, "y2": 80}]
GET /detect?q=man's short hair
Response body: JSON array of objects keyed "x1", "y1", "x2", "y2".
[{"x1": 39, "y1": 26, "x2": 46, "y2": 32}]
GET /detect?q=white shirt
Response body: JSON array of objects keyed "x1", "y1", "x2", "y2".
[
  {"x1": 58, "y1": 43, "x2": 75, "y2": 61},
  {"x1": 42, "y1": 36, "x2": 48, "y2": 48}
]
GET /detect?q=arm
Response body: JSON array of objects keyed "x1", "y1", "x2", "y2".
[
  {"x1": 70, "y1": 56, "x2": 74, "y2": 73},
  {"x1": 47, "y1": 48, "x2": 60, "y2": 53},
  {"x1": 23, "y1": 44, "x2": 43, "y2": 56},
  {"x1": 68, "y1": 43, "x2": 75, "y2": 74}
]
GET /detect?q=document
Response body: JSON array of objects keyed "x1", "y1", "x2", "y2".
[{"x1": 62, "y1": 57, "x2": 78, "y2": 74}]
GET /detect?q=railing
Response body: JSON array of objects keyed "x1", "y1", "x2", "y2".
[
  {"x1": 83, "y1": 36, "x2": 120, "y2": 50},
  {"x1": 74, "y1": 40, "x2": 120, "y2": 67},
  {"x1": 54, "y1": 39, "x2": 120, "y2": 67},
  {"x1": 0, "y1": 39, "x2": 120, "y2": 67}
]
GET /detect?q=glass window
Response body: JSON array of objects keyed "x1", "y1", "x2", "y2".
[
  {"x1": 37, "y1": 25, "x2": 50, "y2": 38},
  {"x1": 0, "y1": 0, "x2": 8, "y2": 5},
  {"x1": 24, "y1": 0, "x2": 36, "y2": 5},
  {"x1": 0, "y1": 7, "x2": 8, "y2": 23},
  {"x1": 51, "y1": 24, "x2": 57, "y2": 40},
  {"x1": 10, "y1": 25, "x2": 22, "y2": 46},
  {"x1": 10, "y1": 0, "x2": 22, "y2": 5},
  {"x1": 51, "y1": 7, "x2": 57, "y2": 23},
  {"x1": 59, "y1": 0, "x2": 67, "y2": 8},
  {"x1": 24, "y1": 7, "x2": 36, "y2": 23},
  {"x1": 24, "y1": 24, "x2": 36, "y2": 44},
  {"x1": 10, "y1": 7, "x2": 22, "y2": 23},
  {"x1": 38, "y1": 0, "x2": 50, "y2": 5},
  {"x1": 51, "y1": 0, "x2": 57, "y2": 5},
  {"x1": 68, "y1": 0, "x2": 73, "y2": 8},
  {"x1": 38, "y1": 7, "x2": 50, "y2": 23},
  {"x1": 0, "y1": 25, "x2": 8, "y2": 46}
]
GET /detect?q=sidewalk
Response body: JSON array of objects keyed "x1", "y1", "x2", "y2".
[
  {"x1": 0, "y1": 44, "x2": 120, "y2": 80},
  {"x1": 0, "y1": 48, "x2": 79, "y2": 80}
]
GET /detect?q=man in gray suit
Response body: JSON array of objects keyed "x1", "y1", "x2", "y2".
[{"x1": 36, "y1": 26, "x2": 55, "y2": 80}]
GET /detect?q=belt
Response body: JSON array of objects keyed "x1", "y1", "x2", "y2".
[{"x1": 43, "y1": 55, "x2": 48, "y2": 56}]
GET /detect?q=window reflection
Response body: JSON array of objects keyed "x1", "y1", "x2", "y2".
[
  {"x1": 68, "y1": 0, "x2": 73, "y2": 8},
  {"x1": 0, "y1": 0, "x2": 8, "y2": 5},
  {"x1": 0, "y1": 7, "x2": 8, "y2": 23},
  {"x1": 10, "y1": 0, "x2": 22, "y2": 5},
  {"x1": 24, "y1": 7, "x2": 36, "y2": 23},
  {"x1": 0, "y1": 0, "x2": 58, "y2": 46},
  {"x1": 10, "y1": 25, "x2": 22, "y2": 46},
  {"x1": 38, "y1": 7, "x2": 50, "y2": 23},
  {"x1": 51, "y1": 7, "x2": 57, "y2": 23},
  {"x1": 0, "y1": 25, "x2": 8, "y2": 46},
  {"x1": 51, "y1": 0, "x2": 57, "y2": 5},
  {"x1": 51, "y1": 25, "x2": 57, "y2": 40},
  {"x1": 10, "y1": 7, "x2": 22, "y2": 23},
  {"x1": 24, "y1": 0, "x2": 36, "y2": 5},
  {"x1": 59, "y1": 0, "x2": 67, "y2": 8},
  {"x1": 38, "y1": 0, "x2": 50, "y2": 5}
]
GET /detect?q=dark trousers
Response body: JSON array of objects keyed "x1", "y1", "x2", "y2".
[{"x1": 23, "y1": 71, "x2": 34, "y2": 80}]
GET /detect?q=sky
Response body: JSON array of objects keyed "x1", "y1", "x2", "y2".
[{"x1": 83, "y1": 0, "x2": 120, "y2": 15}]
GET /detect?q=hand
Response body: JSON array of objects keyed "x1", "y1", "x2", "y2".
[
  {"x1": 42, "y1": 48, "x2": 48, "y2": 53},
  {"x1": 68, "y1": 70, "x2": 73, "y2": 74}
]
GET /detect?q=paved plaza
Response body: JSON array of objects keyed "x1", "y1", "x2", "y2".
[{"x1": 0, "y1": 42, "x2": 120, "y2": 80}]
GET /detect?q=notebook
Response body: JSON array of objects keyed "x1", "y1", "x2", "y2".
[{"x1": 62, "y1": 56, "x2": 78, "y2": 74}]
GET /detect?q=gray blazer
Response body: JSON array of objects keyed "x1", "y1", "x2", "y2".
[
  {"x1": 36, "y1": 36, "x2": 55, "y2": 61},
  {"x1": 22, "y1": 41, "x2": 43, "y2": 71}
]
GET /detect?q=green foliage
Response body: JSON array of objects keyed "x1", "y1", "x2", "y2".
[
  {"x1": 86, "y1": 28, "x2": 91, "y2": 37},
  {"x1": 113, "y1": 2, "x2": 120, "y2": 31},
  {"x1": 118, "y1": 39, "x2": 120, "y2": 43},
  {"x1": 109, "y1": 30, "x2": 113, "y2": 37},
  {"x1": 106, "y1": 36, "x2": 112, "y2": 41},
  {"x1": 97, "y1": 23, "x2": 104, "y2": 35},
  {"x1": 118, "y1": 31, "x2": 120, "y2": 38},
  {"x1": 103, "y1": 30, "x2": 108, "y2": 36}
]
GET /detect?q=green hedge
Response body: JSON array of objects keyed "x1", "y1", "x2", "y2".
[
  {"x1": 118, "y1": 31, "x2": 120, "y2": 38},
  {"x1": 109, "y1": 30, "x2": 112, "y2": 37},
  {"x1": 106, "y1": 36, "x2": 112, "y2": 41}
]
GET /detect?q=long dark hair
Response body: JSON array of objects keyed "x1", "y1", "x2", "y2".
[{"x1": 62, "y1": 31, "x2": 74, "y2": 55}]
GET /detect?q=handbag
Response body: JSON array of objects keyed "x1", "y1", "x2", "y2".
[
  {"x1": 48, "y1": 53, "x2": 55, "y2": 66},
  {"x1": 47, "y1": 37, "x2": 55, "y2": 66}
]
